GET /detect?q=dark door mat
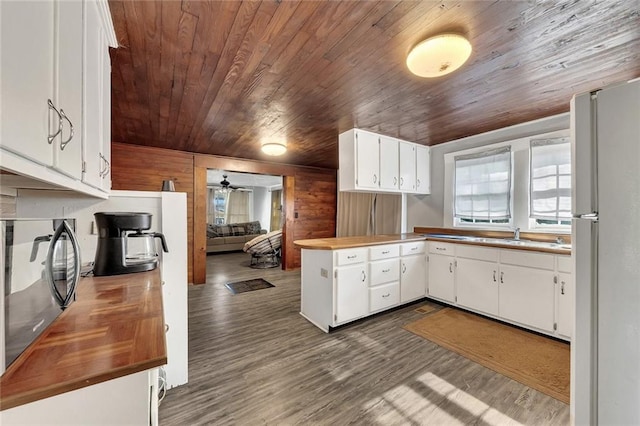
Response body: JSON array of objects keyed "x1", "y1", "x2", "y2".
[{"x1": 225, "y1": 278, "x2": 275, "y2": 294}]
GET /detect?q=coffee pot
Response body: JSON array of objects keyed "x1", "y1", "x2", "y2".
[{"x1": 93, "y1": 212, "x2": 168, "y2": 276}]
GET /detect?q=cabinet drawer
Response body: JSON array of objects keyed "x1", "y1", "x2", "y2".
[
  {"x1": 369, "y1": 282, "x2": 400, "y2": 313},
  {"x1": 370, "y1": 244, "x2": 400, "y2": 261},
  {"x1": 557, "y1": 255, "x2": 572, "y2": 273},
  {"x1": 456, "y1": 244, "x2": 499, "y2": 262},
  {"x1": 429, "y1": 241, "x2": 455, "y2": 256},
  {"x1": 335, "y1": 248, "x2": 367, "y2": 266},
  {"x1": 500, "y1": 249, "x2": 554, "y2": 270},
  {"x1": 401, "y1": 241, "x2": 426, "y2": 256},
  {"x1": 370, "y1": 259, "x2": 400, "y2": 286}
]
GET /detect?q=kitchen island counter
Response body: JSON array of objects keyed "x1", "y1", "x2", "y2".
[
  {"x1": 0, "y1": 269, "x2": 166, "y2": 411},
  {"x1": 294, "y1": 233, "x2": 426, "y2": 250}
]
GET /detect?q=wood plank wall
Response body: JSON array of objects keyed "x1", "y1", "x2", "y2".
[
  {"x1": 111, "y1": 143, "x2": 195, "y2": 281},
  {"x1": 111, "y1": 142, "x2": 337, "y2": 284}
]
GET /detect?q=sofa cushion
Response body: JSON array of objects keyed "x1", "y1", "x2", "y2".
[{"x1": 224, "y1": 236, "x2": 247, "y2": 244}]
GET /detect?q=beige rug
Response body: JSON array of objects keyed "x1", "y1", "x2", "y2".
[{"x1": 404, "y1": 307, "x2": 570, "y2": 404}]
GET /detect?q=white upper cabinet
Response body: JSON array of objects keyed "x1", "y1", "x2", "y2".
[
  {"x1": 0, "y1": 0, "x2": 116, "y2": 198},
  {"x1": 398, "y1": 141, "x2": 416, "y2": 192},
  {"x1": 83, "y1": 0, "x2": 113, "y2": 191},
  {"x1": 416, "y1": 144, "x2": 431, "y2": 194},
  {"x1": 338, "y1": 128, "x2": 430, "y2": 195},
  {"x1": 55, "y1": 0, "x2": 84, "y2": 179},
  {"x1": 1, "y1": 1, "x2": 55, "y2": 167},
  {"x1": 379, "y1": 136, "x2": 399, "y2": 190}
]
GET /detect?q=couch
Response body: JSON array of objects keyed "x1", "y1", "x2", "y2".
[{"x1": 206, "y1": 221, "x2": 267, "y2": 253}]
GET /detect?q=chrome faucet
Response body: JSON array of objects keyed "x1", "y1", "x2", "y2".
[{"x1": 513, "y1": 227, "x2": 520, "y2": 240}]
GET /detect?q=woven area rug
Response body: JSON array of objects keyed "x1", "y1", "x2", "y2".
[
  {"x1": 404, "y1": 307, "x2": 570, "y2": 404},
  {"x1": 225, "y1": 278, "x2": 275, "y2": 294}
]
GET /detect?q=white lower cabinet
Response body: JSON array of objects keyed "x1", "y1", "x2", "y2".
[
  {"x1": 300, "y1": 242, "x2": 427, "y2": 332},
  {"x1": 400, "y1": 242, "x2": 427, "y2": 303},
  {"x1": 456, "y1": 257, "x2": 500, "y2": 316},
  {"x1": 335, "y1": 262, "x2": 369, "y2": 324},
  {"x1": 0, "y1": 370, "x2": 157, "y2": 425},
  {"x1": 427, "y1": 241, "x2": 571, "y2": 340},
  {"x1": 556, "y1": 255, "x2": 574, "y2": 339},
  {"x1": 498, "y1": 263, "x2": 556, "y2": 332}
]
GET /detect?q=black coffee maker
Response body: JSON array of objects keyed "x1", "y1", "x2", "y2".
[{"x1": 93, "y1": 212, "x2": 168, "y2": 276}]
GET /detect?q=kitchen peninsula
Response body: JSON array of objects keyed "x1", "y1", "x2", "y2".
[
  {"x1": 0, "y1": 270, "x2": 166, "y2": 424},
  {"x1": 295, "y1": 230, "x2": 572, "y2": 340}
]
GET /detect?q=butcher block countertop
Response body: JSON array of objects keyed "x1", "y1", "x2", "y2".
[
  {"x1": 294, "y1": 233, "x2": 426, "y2": 250},
  {"x1": 0, "y1": 269, "x2": 167, "y2": 411}
]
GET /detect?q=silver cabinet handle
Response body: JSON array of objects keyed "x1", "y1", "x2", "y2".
[
  {"x1": 382, "y1": 293, "x2": 390, "y2": 298},
  {"x1": 561, "y1": 281, "x2": 565, "y2": 295},
  {"x1": 500, "y1": 271, "x2": 504, "y2": 284},
  {"x1": 393, "y1": 176, "x2": 397, "y2": 185},
  {"x1": 48, "y1": 99, "x2": 63, "y2": 144},
  {"x1": 382, "y1": 250, "x2": 389, "y2": 254},
  {"x1": 400, "y1": 177, "x2": 404, "y2": 187},
  {"x1": 449, "y1": 262, "x2": 453, "y2": 273},
  {"x1": 59, "y1": 109, "x2": 74, "y2": 150},
  {"x1": 493, "y1": 270, "x2": 496, "y2": 282},
  {"x1": 402, "y1": 263, "x2": 407, "y2": 273},
  {"x1": 373, "y1": 174, "x2": 377, "y2": 184},
  {"x1": 435, "y1": 247, "x2": 445, "y2": 251},
  {"x1": 411, "y1": 246, "x2": 417, "y2": 251},
  {"x1": 99, "y1": 154, "x2": 108, "y2": 177},
  {"x1": 165, "y1": 324, "x2": 170, "y2": 333},
  {"x1": 347, "y1": 255, "x2": 357, "y2": 260},
  {"x1": 361, "y1": 270, "x2": 366, "y2": 282},
  {"x1": 417, "y1": 178, "x2": 421, "y2": 187},
  {"x1": 382, "y1": 268, "x2": 390, "y2": 273}
]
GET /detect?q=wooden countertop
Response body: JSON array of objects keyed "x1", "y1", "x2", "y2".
[
  {"x1": 0, "y1": 270, "x2": 167, "y2": 411},
  {"x1": 294, "y1": 233, "x2": 426, "y2": 250}
]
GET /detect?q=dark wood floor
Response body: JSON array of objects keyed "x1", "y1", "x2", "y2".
[{"x1": 159, "y1": 252, "x2": 569, "y2": 425}]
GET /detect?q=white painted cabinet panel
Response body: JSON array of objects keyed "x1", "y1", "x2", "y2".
[
  {"x1": 557, "y1": 271, "x2": 573, "y2": 339},
  {"x1": 379, "y1": 136, "x2": 399, "y2": 190},
  {"x1": 427, "y1": 253, "x2": 456, "y2": 303},
  {"x1": 0, "y1": 1, "x2": 55, "y2": 166},
  {"x1": 401, "y1": 254, "x2": 427, "y2": 303},
  {"x1": 370, "y1": 282, "x2": 400, "y2": 313},
  {"x1": 356, "y1": 130, "x2": 380, "y2": 190},
  {"x1": 416, "y1": 144, "x2": 431, "y2": 194},
  {"x1": 456, "y1": 257, "x2": 499, "y2": 316},
  {"x1": 498, "y1": 264, "x2": 555, "y2": 332},
  {"x1": 335, "y1": 264, "x2": 369, "y2": 324},
  {"x1": 370, "y1": 258, "x2": 400, "y2": 286},
  {"x1": 399, "y1": 141, "x2": 416, "y2": 192}
]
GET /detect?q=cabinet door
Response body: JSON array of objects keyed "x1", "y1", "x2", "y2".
[
  {"x1": 0, "y1": 1, "x2": 55, "y2": 166},
  {"x1": 379, "y1": 136, "x2": 399, "y2": 190},
  {"x1": 100, "y1": 40, "x2": 112, "y2": 191},
  {"x1": 456, "y1": 257, "x2": 499, "y2": 316},
  {"x1": 557, "y1": 272, "x2": 573, "y2": 339},
  {"x1": 54, "y1": 0, "x2": 83, "y2": 179},
  {"x1": 401, "y1": 255, "x2": 427, "y2": 303},
  {"x1": 83, "y1": 0, "x2": 106, "y2": 189},
  {"x1": 416, "y1": 145, "x2": 430, "y2": 194},
  {"x1": 355, "y1": 130, "x2": 380, "y2": 189},
  {"x1": 427, "y1": 253, "x2": 455, "y2": 302},
  {"x1": 498, "y1": 264, "x2": 555, "y2": 332},
  {"x1": 398, "y1": 141, "x2": 416, "y2": 192},
  {"x1": 335, "y1": 265, "x2": 368, "y2": 324}
]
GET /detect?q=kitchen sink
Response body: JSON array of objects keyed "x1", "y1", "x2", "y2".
[{"x1": 424, "y1": 234, "x2": 571, "y2": 250}]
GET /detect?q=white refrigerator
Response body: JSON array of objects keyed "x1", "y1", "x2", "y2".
[{"x1": 571, "y1": 79, "x2": 640, "y2": 425}]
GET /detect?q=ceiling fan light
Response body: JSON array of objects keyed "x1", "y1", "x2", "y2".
[
  {"x1": 261, "y1": 141, "x2": 287, "y2": 156},
  {"x1": 407, "y1": 33, "x2": 472, "y2": 78}
]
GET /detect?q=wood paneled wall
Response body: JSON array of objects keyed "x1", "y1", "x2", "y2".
[
  {"x1": 111, "y1": 143, "x2": 195, "y2": 281},
  {"x1": 111, "y1": 143, "x2": 337, "y2": 284}
]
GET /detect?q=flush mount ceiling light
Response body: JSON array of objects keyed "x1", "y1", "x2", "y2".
[
  {"x1": 406, "y1": 33, "x2": 472, "y2": 78},
  {"x1": 261, "y1": 140, "x2": 287, "y2": 156}
]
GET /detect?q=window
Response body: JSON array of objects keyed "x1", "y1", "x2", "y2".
[
  {"x1": 454, "y1": 147, "x2": 512, "y2": 226},
  {"x1": 529, "y1": 138, "x2": 571, "y2": 227}
]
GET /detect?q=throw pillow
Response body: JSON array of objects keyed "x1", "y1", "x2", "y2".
[
  {"x1": 231, "y1": 225, "x2": 245, "y2": 236},
  {"x1": 245, "y1": 221, "x2": 262, "y2": 235}
]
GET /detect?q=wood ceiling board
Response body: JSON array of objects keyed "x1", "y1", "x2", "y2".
[{"x1": 109, "y1": 0, "x2": 640, "y2": 169}]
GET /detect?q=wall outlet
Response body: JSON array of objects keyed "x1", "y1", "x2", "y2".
[{"x1": 320, "y1": 268, "x2": 328, "y2": 278}]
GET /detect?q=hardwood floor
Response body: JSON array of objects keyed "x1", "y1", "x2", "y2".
[{"x1": 159, "y1": 252, "x2": 569, "y2": 425}]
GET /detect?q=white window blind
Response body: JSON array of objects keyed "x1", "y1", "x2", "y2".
[
  {"x1": 454, "y1": 147, "x2": 512, "y2": 221},
  {"x1": 529, "y1": 137, "x2": 571, "y2": 220}
]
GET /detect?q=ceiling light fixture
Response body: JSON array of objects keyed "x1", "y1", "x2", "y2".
[
  {"x1": 406, "y1": 33, "x2": 472, "y2": 78},
  {"x1": 261, "y1": 140, "x2": 287, "y2": 156}
]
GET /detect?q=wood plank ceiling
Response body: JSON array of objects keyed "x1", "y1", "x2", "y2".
[{"x1": 109, "y1": 0, "x2": 640, "y2": 169}]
